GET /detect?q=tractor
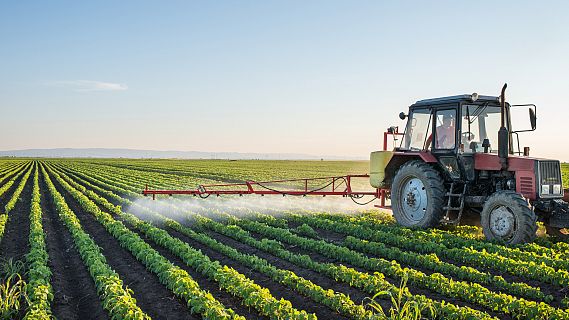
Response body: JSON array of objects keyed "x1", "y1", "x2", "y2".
[
  {"x1": 143, "y1": 83, "x2": 569, "y2": 245},
  {"x1": 370, "y1": 84, "x2": 569, "y2": 244}
]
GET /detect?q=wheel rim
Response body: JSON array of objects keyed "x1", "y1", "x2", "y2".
[
  {"x1": 489, "y1": 205, "x2": 516, "y2": 239},
  {"x1": 398, "y1": 177, "x2": 427, "y2": 223}
]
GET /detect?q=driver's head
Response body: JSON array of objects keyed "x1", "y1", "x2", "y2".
[{"x1": 442, "y1": 114, "x2": 454, "y2": 127}]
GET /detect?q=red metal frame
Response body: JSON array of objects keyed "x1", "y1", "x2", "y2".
[
  {"x1": 143, "y1": 174, "x2": 381, "y2": 200},
  {"x1": 383, "y1": 128, "x2": 404, "y2": 151},
  {"x1": 142, "y1": 129, "x2": 407, "y2": 207}
]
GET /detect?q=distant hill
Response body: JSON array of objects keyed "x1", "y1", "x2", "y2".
[{"x1": 0, "y1": 148, "x2": 366, "y2": 160}]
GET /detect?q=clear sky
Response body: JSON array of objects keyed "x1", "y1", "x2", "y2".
[{"x1": 1, "y1": 1, "x2": 568, "y2": 160}]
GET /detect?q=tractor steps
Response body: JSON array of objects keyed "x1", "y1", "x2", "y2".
[{"x1": 441, "y1": 182, "x2": 467, "y2": 225}]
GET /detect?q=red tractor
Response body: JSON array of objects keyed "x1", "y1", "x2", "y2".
[
  {"x1": 144, "y1": 84, "x2": 568, "y2": 245},
  {"x1": 370, "y1": 84, "x2": 568, "y2": 244}
]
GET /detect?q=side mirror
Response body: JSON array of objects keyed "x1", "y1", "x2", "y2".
[
  {"x1": 529, "y1": 108, "x2": 536, "y2": 130},
  {"x1": 399, "y1": 112, "x2": 407, "y2": 120}
]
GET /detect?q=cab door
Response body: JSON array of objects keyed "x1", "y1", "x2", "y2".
[{"x1": 431, "y1": 106, "x2": 462, "y2": 180}]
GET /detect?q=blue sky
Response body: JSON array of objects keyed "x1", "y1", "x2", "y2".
[{"x1": 1, "y1": 1, "x2": 568, "y2": 160}]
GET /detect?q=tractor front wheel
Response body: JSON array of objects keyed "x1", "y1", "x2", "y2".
[
  {"x1": 391, "y1": 161, "x2": 445, "y2": 228},
  {"x1": 481, "y1": 191, "x2": 537, "y2": 244}
]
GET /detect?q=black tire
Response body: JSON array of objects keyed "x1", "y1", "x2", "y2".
[
  {"x1": 391, "y1": 160, "x2": 445, "y2": 228},
  {"x1": 481, "y1": 191, "x2": 537, "y2": 245}
]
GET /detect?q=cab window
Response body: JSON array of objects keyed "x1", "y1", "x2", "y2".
[
  {"x1": 461, "y1": 104, "x2": 502, "y2": 153},
  {"x1": 434, "y1": 109, "x2": 456, "y2": 150},
  {"x1": 403, "y1": 108, "x2": 431, "y2": 151}
]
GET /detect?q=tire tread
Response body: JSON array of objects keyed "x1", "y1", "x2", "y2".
[
  {"x1": 481, "y1": 190, "x2": 537, "y2": 244},
  {"x1": 392, "y1": 160, "x2": 445, "y2": 228}
]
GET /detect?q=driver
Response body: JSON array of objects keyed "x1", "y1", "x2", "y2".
[
  {"x1": 423, "y1": 112, "x2": 456, "y2": 150},
  {"x1": 435, "y1": 113, "x2": 455, "y2": 149}
]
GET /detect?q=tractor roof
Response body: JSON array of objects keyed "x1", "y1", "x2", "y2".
[{"x1": 412, "y1": 94, "x2": 500, "y2": 107}]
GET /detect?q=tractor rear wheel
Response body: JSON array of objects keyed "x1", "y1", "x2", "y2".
[
  {"x1": 481, "y1": 191, "x2": 537, "y2": 244},
  {"x1": 391, "y1": 161, "x2": 445, "y2": 228}
]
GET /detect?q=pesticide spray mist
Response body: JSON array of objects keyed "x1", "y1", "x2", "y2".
[{"x1": 127, "y1": 194, "x2": 385, "y2": 224}]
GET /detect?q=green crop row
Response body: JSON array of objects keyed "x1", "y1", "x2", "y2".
[
  {"x1": 46, "y1": 167, "x2": 377, "y2": 320},
  {"x1": 0, "y1": 163, "x2": 34, "y2": 243},
  {"x1": 0, "y1": 161, "x2": 26, "y2": 179},
  {"x1": 280, "y1": 213, "x2": 548, "y2": 302},
  {"x1": 353, "y1": 213, "x2": 569, "y2": 271},
  {"x1": 0, "y1": 215, "x2": 7, "y2": 242},
  {"x1": 293, "y1": 213, "x2": 569, "y2": 287},
  {"x1": 229, "y1": 217, "x2": 569, "y2": 319},
  {"x1": 0, "y1": 162, "x2": 33, "y2": 200},
  {"x1": 5, "y1": 163, "x2": 33, "y2": 214},
  {"x1": 50, "y1": 162, "x2": 494, "y2": 319},
  {"x1": 193, "y1": 215, "x2": 494, "y2": 320},
  {"x1": 163, "y1": 218, "x2": 374, "y2": 319},
  {"x1": 348, "y1": 236, "x2": 548, "y2": 300},
  {"x1": 44, "y1": 164, "x2": 245, "y2": 320},
  {"x1": 41, "y1": 164, "x2": 151, "y2": 320},
  {"x1": 24, "y1": 163, "x2": 53, "y2": 319},
  {"x1": 46, "y1": 163, "x2": 316, "y2": 320}
]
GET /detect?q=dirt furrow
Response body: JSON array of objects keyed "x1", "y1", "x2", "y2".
[{"x1": 0, "y1": 172, "x2": 33, "y2": 262}]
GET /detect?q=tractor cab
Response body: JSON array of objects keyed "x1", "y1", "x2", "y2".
[
  {"x1": 371, "y1": 84, "x2": 568, "y2": 244},
  {"x1": 398, "y1": 94, "x2": 536, "y2": 183},
  {"x1": 402, "y1": 94, "x2": 535, "y2": 158},
  {"x1": 403, "y1": 95, "x2": 506, "y2": 153}
]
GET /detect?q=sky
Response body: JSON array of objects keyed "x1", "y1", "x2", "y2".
[{"x1": 1, "y1": 1, "x2": 568, "y2": 160}]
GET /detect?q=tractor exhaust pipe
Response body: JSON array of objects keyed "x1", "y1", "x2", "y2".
[{"x1": 498, "y1": 83, "x2": 509, "y2": 170}]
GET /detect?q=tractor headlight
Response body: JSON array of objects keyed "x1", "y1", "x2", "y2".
[
  {"x1": 542, "y1": 185, "x2": 550, "y2": 195},
  {"x1": 553, "y1": 184, "x2": 562, "y2": 195}
]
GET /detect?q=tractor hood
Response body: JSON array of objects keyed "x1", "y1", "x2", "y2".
[{"x1": 474, "y1": 153, "x2": 564, "y2": 201}]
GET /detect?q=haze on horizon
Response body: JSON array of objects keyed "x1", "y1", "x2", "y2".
[{"x1": 1, "y1": 1, "x2": 568, "y2": 161}]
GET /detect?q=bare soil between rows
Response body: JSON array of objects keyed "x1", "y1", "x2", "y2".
[{"x1": 0, "y1": 170, "x2": 32, "y2": 263}]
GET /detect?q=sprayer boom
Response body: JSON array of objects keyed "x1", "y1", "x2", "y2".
[{"x1": 143, "y1": 174, "x2": 385, "y2": 204}]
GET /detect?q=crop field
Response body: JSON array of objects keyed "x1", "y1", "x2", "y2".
[{"x1": 0, "y1": 159, "x2": 568, "y2": 319}]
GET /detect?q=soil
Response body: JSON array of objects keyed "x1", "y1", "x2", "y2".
[{"x1": 0, "y1": 172, "x2": 32, "y2": 263}]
